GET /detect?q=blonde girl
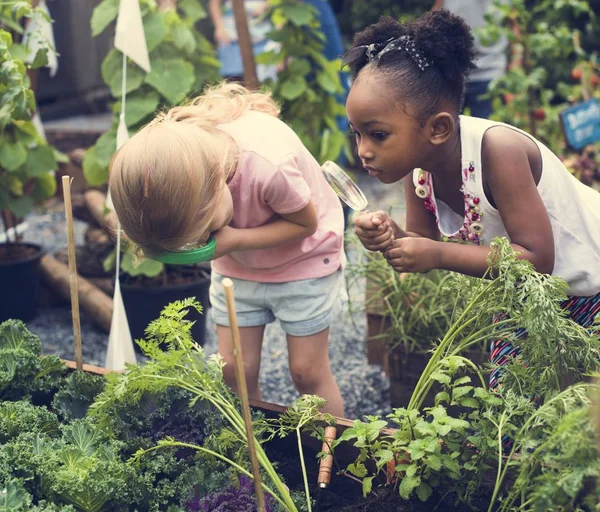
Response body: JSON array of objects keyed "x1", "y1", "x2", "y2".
[{"x1": 110, "y1": 84, "x2": 345, "y2": 416}]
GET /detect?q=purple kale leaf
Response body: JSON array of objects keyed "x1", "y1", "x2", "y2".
[{"x1": 186, "y1": 475, "x2": 274, "y2": 512}]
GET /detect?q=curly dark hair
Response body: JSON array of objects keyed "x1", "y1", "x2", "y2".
[{"x1": 348, "y1": 10, "x2": 477, "y2": 124}]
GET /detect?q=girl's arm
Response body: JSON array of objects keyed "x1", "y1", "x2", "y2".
[
  {"x1": 386, "y1": 128, "x2": 555, "y2": 277},
  {"x1": 208, "y1": 0, "x2": 230, "y2": 45},
  {"x1": 213, "y1": 201, "x2": 318, "y2": 257}
]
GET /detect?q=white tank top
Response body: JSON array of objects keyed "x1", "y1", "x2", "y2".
[{"x1": 412, "y1": 115, "x2": 600, "y2": 297}]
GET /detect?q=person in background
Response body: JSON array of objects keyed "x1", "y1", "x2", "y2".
[
  {"x1": 209, "y1": 0, "x2": 279, "y2": 82},
  {"x1": 432, "y1": 0, "x2": 508, "y2": 119}
]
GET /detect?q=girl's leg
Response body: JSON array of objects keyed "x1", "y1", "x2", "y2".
[
  {"x1": 287, "y1": 328, "x2": 344, "y2": 417},
  {"x1": 218, "y1": 324, "x2": 266, "y2": 401}
]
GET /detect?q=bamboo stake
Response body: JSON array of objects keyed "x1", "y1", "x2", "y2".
[
  {"x1": 222, "y1": 278, "x2": 266, "y2": 512},
  {"x1": 62, "y1": 176, "x2": 83, "y2": 370},
  {"x1": 231, "y1": 0, "x2": 259, "y2": 89}
]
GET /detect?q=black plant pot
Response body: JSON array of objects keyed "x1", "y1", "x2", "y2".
[
  {"x1": 120, "y1": 274, "x2": 211, "y2": 352},
  {"x1": 0, "y1": 243, "x2": 44, "y2": 323}
]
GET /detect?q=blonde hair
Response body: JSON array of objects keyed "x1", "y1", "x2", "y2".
[{"x1": 109, "y1": 83, "x2": 280, "y2": 255}]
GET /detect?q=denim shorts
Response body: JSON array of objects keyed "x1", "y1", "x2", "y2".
[{"x1": 210, "y1": 268, "x2": 343, "y2": 337}]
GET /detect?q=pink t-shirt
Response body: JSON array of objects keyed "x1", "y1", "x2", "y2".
[{"x1": 211, "y1": 110, "x2": 345, "y2": 282}]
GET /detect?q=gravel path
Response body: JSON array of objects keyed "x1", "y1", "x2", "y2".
[{"x1": 23, "y1": 169, "x2": 405, "y2": 420}]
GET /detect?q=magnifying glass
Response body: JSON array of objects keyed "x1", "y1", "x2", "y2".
[
  {"x1": 321, "y1": 160, "x2": 369, "y2": 213},
  {"x1": 146, "y1": 235, "x2": 217, "y2": 265}
]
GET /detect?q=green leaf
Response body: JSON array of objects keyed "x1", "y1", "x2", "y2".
[
  {"x1": 280, "y1": 76, "x2": 307, "y2": 100},
  {"x1": 7, "y1": 42, "x2": 28, "y2": 61},
  {"x1": 14, "y1": 119, "x2": 42, "y2": 145},
  {"x1": 0, "y1": 138, "x2": 27, "y2": 171},
  {"x1": 101, "y1": 49, "x2": 146, "y2": 97},
  {"x1": 179, "y1": 0, "x2": 207, "y2": 23},
  {"x1": 416, "y1": 482, "x2": 433, "y2": 502},
  {"x1": 374, "y1": 449, "x2": 395, "y2": 471},
  {"x1": 434, "y1": 391, "x2": 450, "y2": 405},
  {"x1": 255, "y1": 49, "x2": 281, "y2": 65},
  {"x1": 459, "y1": 397, "x2": 480, "y2": 409},
  {"x1": 30, "y1": 47, "x2": 49, "y2": 69},
  {"x1": 426, "y1": 454, "x2": 442, "y2": 471},
  {"x1": 145, "y1": 58, "x2": 194, "y2": 104},
  {"x1": 172, "y1": 23, "x2": 196, "y2": 53},
  {"x1": 362, "y1": 476, "x2": 374, "y2": 497},
  {"x1": 410, "y1": 446, "x2": 425, "y2": 461},
  {"x1": 316, "y1": 70, "x2": 338, "y2": 93},
  {"x1": 23, "y1": 144, "x2": 56, "y2": 177},
  {"x1": 347, "y1": 461, "x2": 368, "y2": 478},
  {"x1": 451, "y1": 386, "x2": 473, "y2": 401},
  {"x1": 91, "y1": 0, "x2": 119, "y2": 37},
  {"x1": 430, "y1": 371, "x2": 451, "y2": 385},
  {"x1": 94, "y1": 127, "x2": 118, "y2": 168},
  {"x1": 82, "y1": 146, "x2": 108, "y2": 186},
  {"x1": 103, "y1": 249, "x2": 117, "y2": 273},
  {"x1": 125, "y1": 91, "x2": 160, "y2": 126},
  {"x1": 31, "y1": 172, "x2": 57, "y2": 201},
  {"x1": 279, "y1": 3, "x2": 314, "y2": 26},
  {"x1": 54, "y1": 148, "x2": 70, "y2": 164},
  {"x1": 287, "y1": 58, "x2": 311, "y2": 76},
  {"x1": 144, "y1": 10, "x2": 169, "y2": 53},
  {"x1": 121, "y1": 252, "x2": 164, "y2": 278},
  {"x1": 399, "y1": 474, "x2": 421, "y2": 499},
  {"x1": 8, "y1": 195, "x2": 34, "y2": 217},
  {"x1": 454, "y1": 376, "x2": 471, "y2": 386}
]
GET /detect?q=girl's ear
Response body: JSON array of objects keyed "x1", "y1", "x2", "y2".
[{"x1": 427, "y1": 112, "x2": 455, "y2": 146}]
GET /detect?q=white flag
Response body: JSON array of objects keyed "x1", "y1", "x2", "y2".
[
  {"x1": 114, "y1": 0, "x2": 151, "y2": 73},
  {"x1": 105, "y1": 112, "x2": 130, "y2": 211},
  {"x1": 104, "y1": 278, "x2": 137, "y2": 370},
  {"x1": 23, "y1": 0, "x2": 58, "y2": 77}
]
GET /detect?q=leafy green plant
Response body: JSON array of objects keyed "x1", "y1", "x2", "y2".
[
  {"x1": 479, "y1": 0, "x2": 596, "y2": 153},
  {"x1": 266, "y1": 394, "x2": 333, "y2": 512},
  {"x1": 258, "y1": 0, "x2": 351, "y2": 164},
  {"x1": 408, "y1": 238, "x2": 600, "y2": 412},
  {"x1": 0, "y1": 400, "x2": 59, "y2": 442},
  {"x1": 346, "y1": 242, "x2": 461, "y2": 354},
  {"x1": 83, "y1": 0, "x2": 221, "y2": 186},
  {"x1": 0, "y1": 3, "x2": 65, "y2": 243},
  {"x1": 336, "y1": 360, "x2": 500, "y2": 505},
  {"x1": 487, "y1": 382, "x2": 600, "y2": 511},
  {"x1": 51, "y1": 371, "x2": 106, "y2": 423},
  {"x1": 0, "y1": 319, "x2": 67, "y2": 403},
  {"x1": 89, "y1": 298, "x2": 300, "y2": 511},
  {"x1": 340, "y1": 238, "x2": 600, "y2": 507}
]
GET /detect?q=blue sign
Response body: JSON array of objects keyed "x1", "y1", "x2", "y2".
[{"x1": 560, "y1": 98, "x2": 600, "y2": 151}]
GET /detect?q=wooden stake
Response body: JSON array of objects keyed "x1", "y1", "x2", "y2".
[
  {"x1": 62, "y1": 176, "x2": 83, "y2": 370},
  {"x1": 230, "y1": 0, "x2": 259, "y2": 89},
  {"x1": 222, "y1": 278, "x2": 266, "y2": 512}
]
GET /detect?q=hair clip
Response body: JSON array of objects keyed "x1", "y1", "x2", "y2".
[{"x1": 341, "y1": 36, "x2": 432, "y2": 72}]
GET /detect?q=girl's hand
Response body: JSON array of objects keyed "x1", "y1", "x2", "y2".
[
  {"x1": 383, "y1": 237, "x2": 440, "y2": 274},
  {"x1": 213, "y1": 226, "x2": 242, "y2": 258},
  {"x1": 214, "y1": 26, "x2": 231, "y2": 45},
  {"x1": 354, "y1": 210, "x2": 394, "y2": 252}
]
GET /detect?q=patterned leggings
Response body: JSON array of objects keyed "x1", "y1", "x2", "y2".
[{"x1": 489, "y1": 291, "x2": 600, "y2": 390}]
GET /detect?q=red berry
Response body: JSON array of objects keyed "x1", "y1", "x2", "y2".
[{"x1": 532, "y1": 108, "x2": 546, "y2": 121}]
